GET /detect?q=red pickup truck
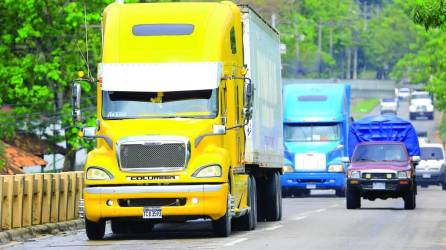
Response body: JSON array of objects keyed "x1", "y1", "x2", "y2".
[{"x1": 344, "y1": 115, "x2": 420, "y2": 209}]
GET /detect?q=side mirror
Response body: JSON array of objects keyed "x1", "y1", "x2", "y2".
[
  {"x1": 83, "y1": 127, "x2": 96, "y2": 138},
  {"x1": 412, "y1": 156, "x2": 420, "y2": 163},
  {"x1": 243, "y1": 78, "x2": 253, "y2": 120},
  {"x1": 341, "y1": 157, "x2": 350, "y2": 163},
  {"x1": 337, "y1": 144, "x2": 344, "y2": 149},
  {"x1": 71, "y1": 82, "x2": 82, "y2": 122},
  {"x1": 213, "y1": 124, "x2": 226, "y2": 135}
]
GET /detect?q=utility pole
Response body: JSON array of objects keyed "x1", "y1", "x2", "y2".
[
  {"x1": 317, "y1": 19, "x2": 323, "y2": 77},
  {"x1": 295, "y1": 17, "x2": 300, "y2": 78}
]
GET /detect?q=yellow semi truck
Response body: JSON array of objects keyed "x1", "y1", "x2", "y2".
[{"x1": 72, "y1": 1, "x2": 283, "y2": 239}]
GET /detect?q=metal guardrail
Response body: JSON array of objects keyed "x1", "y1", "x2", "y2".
[{"x1": 0, "y1": 172, "x2": 83, "y2": 231}]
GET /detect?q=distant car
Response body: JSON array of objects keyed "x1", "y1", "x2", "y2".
[
  {"x1": 380, "y1": 98, "x2": 398, "y2": 112},
  {"x1": 397, "y1": 87, "x2": 410, "y2": 100},
  {"x1": 416, "y1": 143, "x2": 446, "y2": 189},
  {"x1": 417, "y1": 131, "x2": 429, "y2": 144},
  {"x1": 380, "y1": 109, "x2": 396, "y2": 115},
  {"x1": 409, "y1": 91, "x2": 434, "y2": 120}
]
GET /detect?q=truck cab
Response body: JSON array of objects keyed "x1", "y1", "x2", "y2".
[
  {"x1": 409, "y1": 90, "x2": 434, "y2": 120},
  {"x1": 281, "y1": 83, "x2": 350, "y2": 197},
  {"x1": 72, "y1": 1, "x2": 283, "y2": 240}
]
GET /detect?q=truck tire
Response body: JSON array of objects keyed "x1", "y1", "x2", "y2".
[
  {"x1": 111, "y1": 219, "x2": 128, "y2": 235},
  {"x1": 403, "y1": 188, "x2": 416, "y2": 210},
  {"x1": 212, "y1": 193, "x2": 232, "y2": 237},
  {"x1": 442, "y1": 182, "x2": 446, "y2": 191},
  {"x1": 85, "y1": 218, "x2": 105, "y2": 240},
  {"x1": 234, "y1": 175, "x2": 257, "y2": 231},
  {"x1": 129, "y1": 221, "x2": 154, "y2": 234},
  {"x1": 264, "y1": 171, "x2": 282, "y2": 221},
  {"x1": 346, "y1": 189, "x2": 360, "y2": 209}
]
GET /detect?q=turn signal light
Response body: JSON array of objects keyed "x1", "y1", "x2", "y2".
[{"x1": 399, "y1": 180, "x2": 409, "y2": 185}]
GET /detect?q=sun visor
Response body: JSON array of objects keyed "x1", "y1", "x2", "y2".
[{"x1": 100, "y1": 62, "x2": 222, "y2": 92}]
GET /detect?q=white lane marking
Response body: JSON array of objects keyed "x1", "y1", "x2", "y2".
[
  {"x1": 224, "y1": 237, "x2": 248, "y2": 247},
  {"x1": 265, "y1": 225, "x2": 282, "y2": 231},
  {"x1": 292, "y1": 215, "x2": 307, "y2": 221},
  {"x1": 315, "y1": 208, "x2": 326, "y2": 213}
]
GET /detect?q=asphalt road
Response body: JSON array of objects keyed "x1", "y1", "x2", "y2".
[{"x1": 4, "y1": 99, "x2": 446, "y2": 250}]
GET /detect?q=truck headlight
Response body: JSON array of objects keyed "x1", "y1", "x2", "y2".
[
  {"x1": 328, "y1": 164, "x2": 344, "y2": 172},
  {"x1": 409, "y1": 105, "x2": 416, "y2": 112},
  {"x1": 427, "y1": 105, "x2": 434, "y2": 112},
  {"x1": 349, "y1": 171, "x2": 360, "y2": 179},
  {"x1": 192, "y1": 165, "x2": 222, "y2": 178},
  {"x1": 397, "y1": 171, "x2": 411, "y2": 179},
  {"x1": 86, "y1": 167, "x2": 113, "y2": 180},
  {"x1": 283, "y1": 165, "x2": 294, "y2": 173}
]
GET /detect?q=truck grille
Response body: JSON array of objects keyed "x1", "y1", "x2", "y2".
[
  {"x1": 118, "y1": 137, "x2": 188, "y2": 171},
  {"x1": 362, "y1": 173, "x2": 395, "y2": 179}
]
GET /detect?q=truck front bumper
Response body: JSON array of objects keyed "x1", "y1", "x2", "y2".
[
  {"x1": 84, "y1": 184, "x2": 228, "y2": 222},
  {"x1": 281, "y1": 172, "x2": 345, "y2": 190},
  {"x1": 410, "y1": 111, "x2": 433, "y2": 119},
  {"x1": 416, "y1": 171, "x2": 445, "y2": 185}
]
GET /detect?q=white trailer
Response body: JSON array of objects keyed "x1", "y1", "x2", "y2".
[{"x1": 241, "y1": 5, "x2": 284, "y2": 169}]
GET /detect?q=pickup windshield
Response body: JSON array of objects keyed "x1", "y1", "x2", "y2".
[
  {"x1": 102, "y1": 89, "x2": 218, "y2": 119},
  {"x1": 352, "y1": 144, "x2": 408, "y2": 162},
  {"x1": 420, "y1": 147, "x2": 444, "y2": 160},
  {"x1": 284, "y1": 123, "x2": 340, "y2": 142}
]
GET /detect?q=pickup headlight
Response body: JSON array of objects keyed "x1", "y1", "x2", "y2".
[
  {"x1": 349, "y1": 171, "x2": 360, "y2": 179},
  {"x1": 192, "y1": 165, "x2": 222, "y2": 178},
  {"x1": 283, "y1": 165, "x2": 294, "y2": 173},
  {"x1": 328, "y1": 164, "x2": 344, "y2": 172},
  {"x1": 398, "y1": 171, "x2": 412, "y2": 179},
  {"x1": 86, "y1": 167, "x2": 113, "y2": 180}
]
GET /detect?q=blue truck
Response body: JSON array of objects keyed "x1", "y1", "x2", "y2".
[{"x1": 281, "y1": 83, "x2": 351, "y2": 197}]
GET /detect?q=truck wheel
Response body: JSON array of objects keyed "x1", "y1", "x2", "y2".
[
  {"x1": 129, "y1": 221, "x2": 154, "y2": 234},
  {"x1": 265, "y1": 171, "x2": 282, "y2": 221},
  {"x1": 235, "y1": 175, "x2": 257, "y2": 231},
  {"x1": 442, "y1": 181, "x2": 446, "y2": 190},
  {"x1": 335, "y1": 189, "x2": 346, "y2": 197},
  {"x1": 346, "y1": 189, "x2": 360, "y2": 209},
  {"x1": 212, "y1": 193, "x2": 232, "y2": 237},
  {"x1": 85, "y1": 218, "x2": 105, "y2": 240},
  {"x1": 403, "y1": 188, "x2": 416, "y2": 210},
  {"x1": 111, "y1": 219, "x2": 129, "y2": 235}
]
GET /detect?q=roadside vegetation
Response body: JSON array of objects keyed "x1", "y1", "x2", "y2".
[
  {"x1": 352, "y1": 98, "x2": 380, "y2": 115},
  {"x1": 0, "y1": 0, "x2": 445, "y2": 171}
]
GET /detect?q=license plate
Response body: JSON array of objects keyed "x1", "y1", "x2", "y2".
[
  {"x1": 372, "y1": 182, "x2": 386, "y2": 190},
  {"x1": 306, "y1": 184, "x2": 316, "y2": 189},
  {"x1": 422, "y1": 173, "x2": 431, "y2": 178},
  {"x1": 143, "y1": 207, "x2": 162, "y2": 219}
]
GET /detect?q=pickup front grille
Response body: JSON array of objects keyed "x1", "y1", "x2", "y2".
[
  {"x1": 118, "y1": 138, "x2": 187, "y2": 171},
  {"x1": 362, "y1": 173, "x2": 395, "y2": 179}
]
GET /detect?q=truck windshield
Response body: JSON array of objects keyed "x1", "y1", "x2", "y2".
[
  {"x1": 102, "y1": 89, "x2": 218, "y2": 119},
  {"x1": 352, "y1": 144, "x2": 408, "y2": 162},
  {"x1": 420, "y1": 147, "x2": 444, "y2": 160},
  {"x1": 284, "y1": 123, "x2": 340, "y2": 142}
]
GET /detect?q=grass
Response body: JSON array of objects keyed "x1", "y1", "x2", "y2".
[{"x1": 352, "y1": 98, "x2": 380, "y2": 114}]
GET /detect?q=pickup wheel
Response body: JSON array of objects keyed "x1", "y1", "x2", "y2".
[
  {"x1": 403, "y1": 188, "x2": 416, "y2": 210},
  {"x1": 335, "y1": 189, "x2": 346, "y2": 197},
  {"x1": 85, "y1": 218, "x2": 105, "y2": 240},
  {"x1": 346, "y1": 189, "x2": 361, "y2": 209},
  {"x1": 234, "y1": 175, "x2": 257, "y2": 231},
  {"x1": 212, "y1": 193, "x2": 232, "y2": 237}
]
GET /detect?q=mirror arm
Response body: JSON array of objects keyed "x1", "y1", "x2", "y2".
[{"x1": 84, "y1": 135, "x2": 113, "y2": 149}]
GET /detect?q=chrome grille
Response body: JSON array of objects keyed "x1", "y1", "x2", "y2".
[{"x1": 118, "y1": 137, "x2": 188, "y2": 171}]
